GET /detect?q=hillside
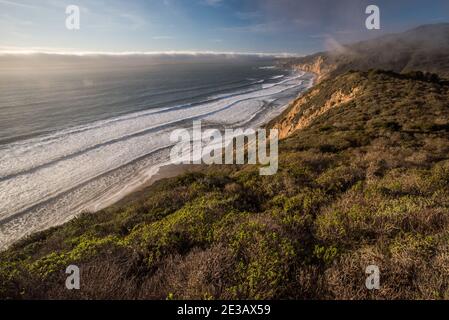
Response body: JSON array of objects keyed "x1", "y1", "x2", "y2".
[
  {"x1": 1, "y1": 69, "x2": 449, "y2": 300},
  {"x1": 281, "y1": 24, "x2": 449, "y2": 81}
]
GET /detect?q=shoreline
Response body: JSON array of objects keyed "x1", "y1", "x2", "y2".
[
  {"x1": 86, "y1": 69, "x2": 315, "y2": 213},
  {"x1": 91, "y1": 72, "x2": 315, "y2": 212},
  {"x1": 0, "y1": 69, "x2": 314, "y2": 250}
]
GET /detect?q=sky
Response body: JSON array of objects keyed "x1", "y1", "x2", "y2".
[{"x1": 1, "y1": 0, "x2": 449, "y2": 55}]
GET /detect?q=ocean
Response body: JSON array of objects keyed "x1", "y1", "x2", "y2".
[{"x1": 0, "y1": 55, "x2": 314, "y2": 249}]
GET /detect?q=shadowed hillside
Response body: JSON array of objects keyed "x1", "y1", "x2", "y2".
[
  {"x1": 2, "y1": 70, "x2": 449, "y2": 300},
  {"x1": 281, "y1": 24, "x2": 449, "y2": 81}
]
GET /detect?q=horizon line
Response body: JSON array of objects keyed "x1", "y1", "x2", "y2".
[{"x1": 0, "y1": 48, "x2": 303, "y2": 58}]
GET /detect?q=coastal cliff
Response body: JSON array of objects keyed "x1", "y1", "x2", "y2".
[
  {"x1": 269, "y1": 72, "x2": 362, "y2": 138},
  {"x1": 291, "y1": 54, "x2": 335, "y2": 83},
  {"x1": 271, "y1": 23, "x2": 449, "y2": 139},
  {"x1": 281, "y1": 23, "x2": 449, "y2": 82}
]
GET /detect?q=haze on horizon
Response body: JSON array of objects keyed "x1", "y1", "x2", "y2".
[{"x1": 1, "y1": 0, "x2": 449, "y2": 56}]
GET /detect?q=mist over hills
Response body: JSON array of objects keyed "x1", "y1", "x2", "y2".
[{"x1": 281, "y1": 23, "x2": 449, "y2": 80}]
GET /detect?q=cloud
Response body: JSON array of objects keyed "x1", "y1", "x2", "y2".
[
  {"x1": 235, "y1": 11, "x2": 262, "y2": 20},
  {"x1": 225, "y1": 0, "x2": 389, "y2": 43},
  {"x1": 221, "y1": 21, "x2": 284, "y2": 34},
  {"x1": 323, "y1": 36, "x2": 352, "y2": 54},
  {"x1": 0, "y1": 13, "x2": 33, "y2": 26},
  {"x1": 152, "y1": 36, "x2": 175, "y2": 40},
  {"x1": 0, "y1": 0, "x2": 38, "y2": 9},
  {"x1": 201, "y1": 0, "x2": 223, "y2": 7},
  {"x1": 0, "y1": 48, "x2": 300, "y2": 58},
  {"x1": 119, "y1": 13, "x2": 147, "y2": 30}
]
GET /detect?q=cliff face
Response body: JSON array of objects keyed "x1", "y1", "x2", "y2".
[
  {"x1": 291, "y1": 54, "x2": 336, "y2": 83},
  {"x1": 272, "y1": 83, "x2": 361, "y2": 139},
  {"x1": 269, "y1": 72, "x2": 364, "y2": 138}
]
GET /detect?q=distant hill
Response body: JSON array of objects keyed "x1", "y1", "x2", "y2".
[{"x1": 281, "y1": 23, "x2": 449, "y2": 81}]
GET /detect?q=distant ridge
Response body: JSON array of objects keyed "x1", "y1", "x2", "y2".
[{"x1": 282, "y1": 23, "x2": 449, "y2": 81}]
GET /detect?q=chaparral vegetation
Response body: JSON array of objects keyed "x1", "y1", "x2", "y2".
[{"x1": 1, "y1": 68, "x2": 449, "y2": 300}]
